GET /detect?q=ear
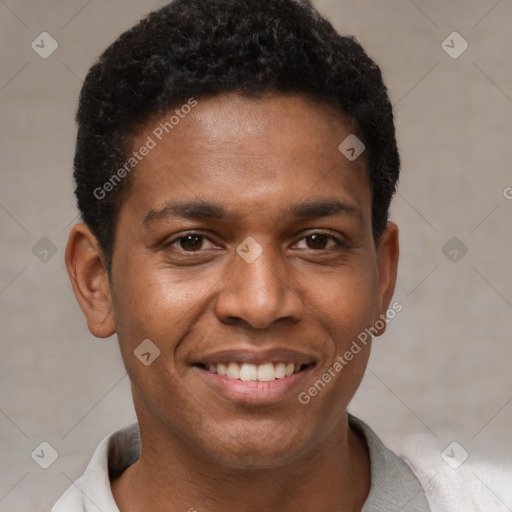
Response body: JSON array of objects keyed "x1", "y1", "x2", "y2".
[
  {"x1": 373, "y1": 222, "x2": 399, "y2": 337},
  {"x1": 65, "y1": 223, "x2": 116, "y2": 338}
]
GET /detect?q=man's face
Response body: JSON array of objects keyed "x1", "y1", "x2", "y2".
[{"x1": 108, "y1": 94, "x2": 396, "y2": 467}]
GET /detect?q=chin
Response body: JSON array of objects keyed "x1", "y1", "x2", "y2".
[{"x1": 194, "y1": 420, "x2": 315, "y2": 469}]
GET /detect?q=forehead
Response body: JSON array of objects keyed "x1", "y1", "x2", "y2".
[{"x1": 121, "y1": 94, "x2": 371, "y2": 221}]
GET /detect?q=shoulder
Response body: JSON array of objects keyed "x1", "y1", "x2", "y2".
[
  {"x1": 51, "y1": 423, "x2": 140, "y2": 512},
  {"x1": 51, "y1": 476, "x2": 85, "y2": 511},
  {"x1": 349, "y1": 415, "x2": 431, "y2": 512},
  {"x1": 383, "y1": 428, "x2": 512, "y2": 512}
]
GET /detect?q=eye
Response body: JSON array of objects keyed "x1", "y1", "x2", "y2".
[
  {"x1": 295, "y1": 233, "x2": 342, "y2": 250},
  {"x1": 167, "y1": 233, "x2": 216, "y2": 252}
]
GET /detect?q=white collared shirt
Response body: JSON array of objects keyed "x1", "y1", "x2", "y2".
[
  {"x1": 52, "y1": 416, "x2": 435, "y2": 511},
  {"x1": 54, "y1": 415, "x2": 512, "y2": 511}
]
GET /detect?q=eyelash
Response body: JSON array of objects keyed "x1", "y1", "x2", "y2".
[{"x1": 164, "y1": 231, "x2": 348, "y2": 253}]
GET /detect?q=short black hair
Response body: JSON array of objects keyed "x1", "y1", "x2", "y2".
[{"x1": 74, "y1": 0, "x2": 400, "y2": 273}]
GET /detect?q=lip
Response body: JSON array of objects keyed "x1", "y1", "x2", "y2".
[
  {"x1": 194, "y1": 363, "x2": 315, "y2": 404},
  {"x1": 195, "y1": 348, "x2": 316, "y2": 366}
]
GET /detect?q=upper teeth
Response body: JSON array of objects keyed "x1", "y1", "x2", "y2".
[{"x1": 207, "y1": 362, "x2": 300, "y2": 381}]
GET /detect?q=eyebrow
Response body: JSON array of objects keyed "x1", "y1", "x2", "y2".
[
  {"x1": 142, "y1": 198, "x2": 362, "y2": 227},
  {"x1": 288, "y1": 199, "x2": 362, "y2": 223},
  {"x1": 143, "y1": 200, "x2": 227, "y2": 226}
]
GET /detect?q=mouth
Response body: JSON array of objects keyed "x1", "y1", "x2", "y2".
[{"x1": 192, "y1": 350, "x2": 317, "y2": 404}]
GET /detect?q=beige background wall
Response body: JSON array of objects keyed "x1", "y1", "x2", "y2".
[{"x1": 1, "y1": 0, "x2": 511, "y2": 510}]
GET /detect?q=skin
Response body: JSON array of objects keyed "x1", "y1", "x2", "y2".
[{"x1": 66, "y1": 93, "x2": 399, "y2": 512}]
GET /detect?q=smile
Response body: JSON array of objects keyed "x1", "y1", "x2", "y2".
[
  {"x1": 193, "y1": 349, "x2": 316, "y2": 403},
  {"x1": 202, "y1": 362, "x2": 305, "y2": 382}
]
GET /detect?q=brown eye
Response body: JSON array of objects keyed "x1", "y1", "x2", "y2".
[
  {"x1": 294, "y1": 232, "x2": 344, "y2": 251},
  {"x1": 179, "y1": 234, "x2": 203, "y2": 251},
  {"x1": 166, "y1": 232, "x2": 217, "y2": 254},
  {"x1": 305, "y1": 233, "x2": 330, "y2": 249}
]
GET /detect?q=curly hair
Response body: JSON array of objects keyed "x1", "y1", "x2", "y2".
[{"x1": 74, "y1": 0, "x2": 400, "y2": 273}]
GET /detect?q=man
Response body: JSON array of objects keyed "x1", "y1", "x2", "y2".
[{"x1": 54, "y1": 0, "x2": 431, "y2": 510}]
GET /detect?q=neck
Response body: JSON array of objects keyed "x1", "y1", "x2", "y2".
[{"x1": 112, "y1": 412, "x2": 369, "y2": 512}]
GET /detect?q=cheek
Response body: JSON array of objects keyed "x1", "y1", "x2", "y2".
[
  {"x1": 110, "y1": 266, "x2": 199, "y2": 411},
  {"x1": 110, "y1": 253, "x2": 231, "y2": 395},
  {"x1": 306, "y1": 259, "x2": 378, "y2": 347},
  {"x1": 110, "y1": 257, "x2": 206, "y2": 353},
  {"x1": 300, "y1": 271, "x2": 375, "y2": 417}
]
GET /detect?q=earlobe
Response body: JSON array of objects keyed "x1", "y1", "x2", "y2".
[
  {"x1": 65, "y1": 223, "x2": 116, "y2": 339},
  {"x1": 374, "y1": 222, "x2": 399, "y2": 337}
]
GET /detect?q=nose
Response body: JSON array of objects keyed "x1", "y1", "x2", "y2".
[{"x1": 214, "y1": 246, "x2": 305, "y2": 329}]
